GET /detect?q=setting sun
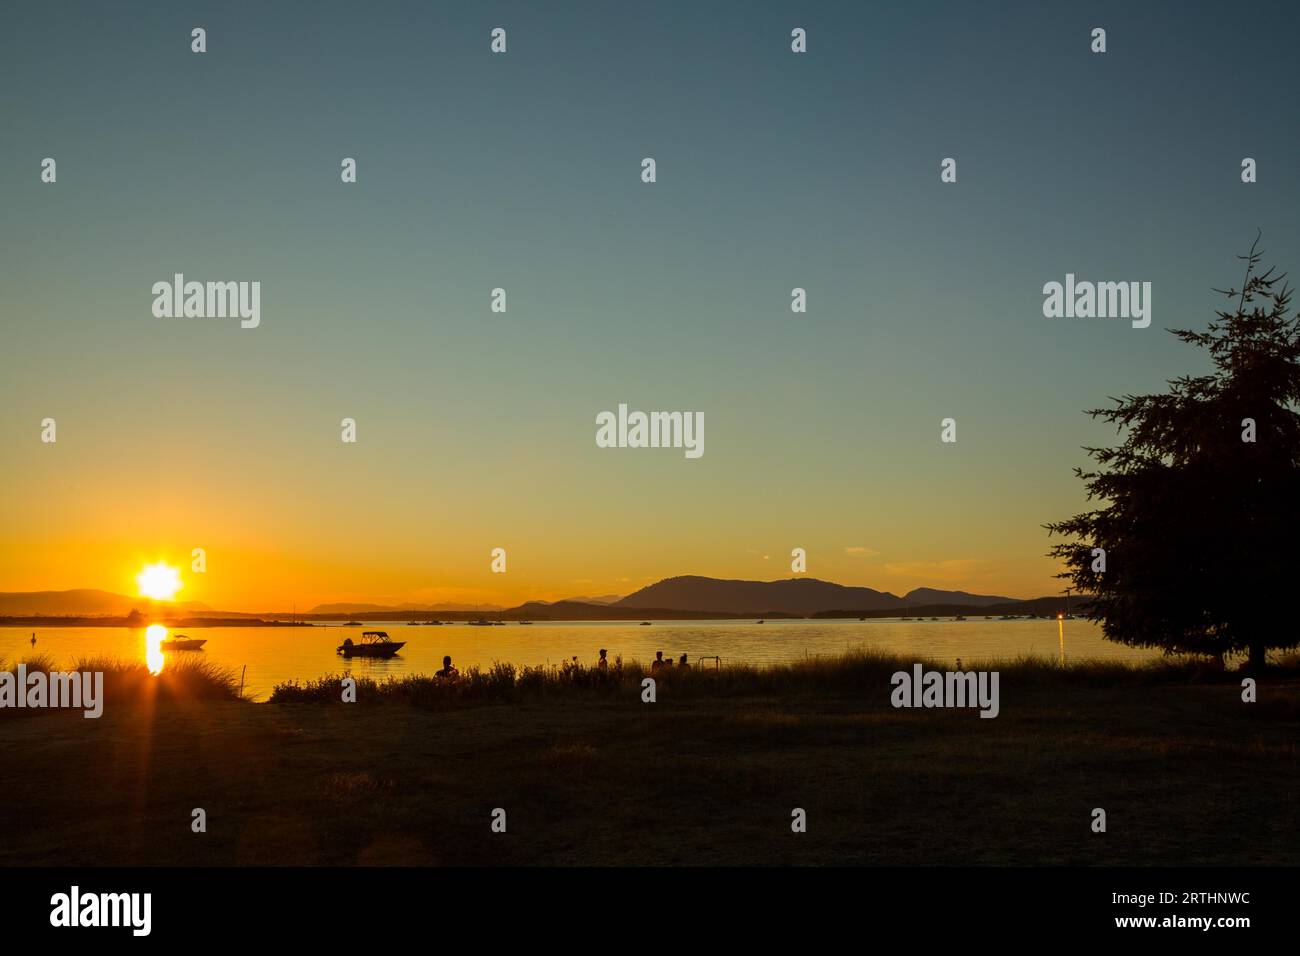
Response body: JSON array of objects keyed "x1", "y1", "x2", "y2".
[{"x1": 137, "y1": 562, "x2": 182, "y2": 601}]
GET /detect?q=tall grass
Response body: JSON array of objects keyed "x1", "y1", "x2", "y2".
[
  {"x1": 1, "y1": 654, "x2": 243, "y2": 716},
  {"x1": 268, "y1": 647, "x2": 1280, "y2": 707},
  {"x1": 6, "y1": 647, "x2": 1286, "y2": 714}
]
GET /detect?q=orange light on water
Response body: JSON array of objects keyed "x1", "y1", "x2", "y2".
[{"x1": 145, "y1": 624, "x2": 168, "y2": 674}]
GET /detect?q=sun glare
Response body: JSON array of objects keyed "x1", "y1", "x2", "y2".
[{"x1": 137, "y1": 562, "x2": 182, "y2": 601}]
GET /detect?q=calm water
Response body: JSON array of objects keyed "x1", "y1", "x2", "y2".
[{"x1": 1, "y1": 618, "x2": 1157, "y2": 701}]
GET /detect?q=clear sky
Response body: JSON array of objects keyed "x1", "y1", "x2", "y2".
[{"x1": 1, "y1": 1, "x2": 1297, "y2": 611}]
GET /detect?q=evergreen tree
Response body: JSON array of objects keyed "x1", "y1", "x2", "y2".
[{"x1": 1047, "y1": 236, "x2": 1300, "y2": 670}]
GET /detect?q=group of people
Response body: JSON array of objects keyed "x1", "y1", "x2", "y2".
[
  {"x1": 594, "y1": 648, "x2": 690, "y2": 671},
  {"x1": 649, "y1": 650, "x2": 690, "y2": 672},
  {"x1": 431, "y1": 648, "x2": 692, "y2": 680}
]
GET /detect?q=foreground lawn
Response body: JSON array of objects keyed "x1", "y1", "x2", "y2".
[{"x1": 2, "y1": 660, "x2": 1296, "y2": 865}]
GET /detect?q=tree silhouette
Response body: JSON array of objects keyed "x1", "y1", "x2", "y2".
[{"x1": 1047, "y1": 235, "x2": 1300, "y2": 671}]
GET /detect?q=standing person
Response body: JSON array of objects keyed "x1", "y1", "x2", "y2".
[
  {"x1": 651, "y1": 650, "x2": 665, "y2": 671},
  {"x1": 436, "y1": 655, "x2": 460, "y2": 681},
  {"x1": 597, "y1": 648, "x2": 608, "y2": 669},
  {"x1": 678, "y1": 653, "x2": 691, "y2": 671},
  {"x1": 30, "y1": 633, "x2": 36, "y2": 646}
]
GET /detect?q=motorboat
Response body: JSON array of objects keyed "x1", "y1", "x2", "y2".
[
  {"x1": 160, "y1": 634, "x2": 206, "y2": 651},
  {"x1": 337, "y1": 630, "x2": 406, "y2": 658}
]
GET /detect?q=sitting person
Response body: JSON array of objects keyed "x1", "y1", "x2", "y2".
[{"x1": 435, "y1": 655, "x2": 460, "y2": 681}]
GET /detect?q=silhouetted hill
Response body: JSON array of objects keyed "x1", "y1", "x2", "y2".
[
  {"x1": 505, "y1": 600, "x2": 800, "y2": 621},
  {"x1": 614, "y1": 576, "x2": 907, "y2": 615},
  {"x1": 903, "y1": 587, "x2": 1016, "y2": 607},
  {"x1": 0, "y1": 589, "x2": 209, "y2": 617}
]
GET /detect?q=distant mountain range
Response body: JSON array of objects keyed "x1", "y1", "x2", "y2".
[
  {"x1": 901, "y1": 587, "x2": 1018, "y2": 608},
  {"x1": 613, "y1": 576, "x2": 1016, "y2": 615},
  {"x1": 0, "y1": 589, "x2": 211, "y2": 617},
  {"x1": 0, "y1": 577, "x2": 1047, "y2": 622}
]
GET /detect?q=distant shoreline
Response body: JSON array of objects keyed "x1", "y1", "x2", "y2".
[
  {"x1": 0, "y1": 596, "x2": 1087, "y2": 629},
  {"x1": 0, "y1": 579, "x2": 1083, "y2": 624},
  {"x1": 0, "y1": 616, "x2": 315, "y2": 628}
]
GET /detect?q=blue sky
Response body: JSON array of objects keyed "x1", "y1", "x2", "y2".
[{"x1": 1, "y1": 1, "x2": 1296, "y2": 608}]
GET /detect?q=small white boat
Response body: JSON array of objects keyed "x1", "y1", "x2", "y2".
[
  {"x1": 337, "y1": 630, "x2": 405, "y2": 658},
  {"x1": 160, "y1": 635, "x2": 206, "y2": 651}
]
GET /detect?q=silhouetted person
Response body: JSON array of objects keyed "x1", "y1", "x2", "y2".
[
  {"x1": 436, "y1": 655, "x2": 460, "y2": 681},
  {"x1": 651, "y1": 650, "x2": 665, "y2": 671},
  {"x1": 678, "y1": 653, "x2": 690, "y2": 671},
  {"x1": 30, "y1": 633, "x2": 36, "y2": 647},
  {"x1": 597, "y1": 648, "x2": 608, "y2": 669}
]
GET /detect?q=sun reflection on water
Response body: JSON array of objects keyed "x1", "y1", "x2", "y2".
[{"x1": 145, "y1": 624, "x2": 168, "y2": 675}]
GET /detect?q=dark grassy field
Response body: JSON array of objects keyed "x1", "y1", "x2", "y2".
[{"x1": 1, "y1": 652, "x2": 1297, "y2": 866}]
